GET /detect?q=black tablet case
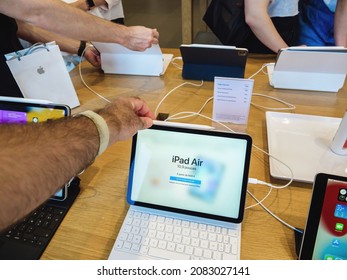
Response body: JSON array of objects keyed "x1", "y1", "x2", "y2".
[{"x1": 180, "y1": 45, "x2": 248, "y2": 81}]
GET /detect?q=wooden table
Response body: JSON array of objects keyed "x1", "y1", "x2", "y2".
[{"x1": 41, "y1": 49, "x2": 347, "y2": 259}]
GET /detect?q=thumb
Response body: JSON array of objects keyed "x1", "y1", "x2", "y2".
[{"x1": 140, "y1": 117, "x2": 154, "y2": 129}]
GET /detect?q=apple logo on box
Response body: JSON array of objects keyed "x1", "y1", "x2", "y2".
[{"x1": 37, "y1": 66, "x2": 45, "y2": 74}]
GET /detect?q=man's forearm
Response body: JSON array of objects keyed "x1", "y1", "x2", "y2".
[
  {"x1": 0, "y1": 116, "x2": 99, "y2": 230},
  {"x1": 1, "y1": 0, "x2": 158, "y2": 51},
  {"x1": 0, "y1": 96, "x2": 155, "y2": 231},
  {"x1": 16, "y1": 20, "x2": 81, "y2": 55},
  {"x1": 0, "y1": 0, "x2": 128, "y2": 45}
]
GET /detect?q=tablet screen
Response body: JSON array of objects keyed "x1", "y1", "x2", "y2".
[
  {"x1": 0, "y1": 99, "x2": 71, "y2": 200},
  {"x1": 299, "y1": 173, "x2": 347, "y2": 260}
]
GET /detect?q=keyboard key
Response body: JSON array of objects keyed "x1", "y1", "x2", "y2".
[
  {"x1": 164, "y1": 232, "x2": 173, "y2": 242},
  {"x1": 173, "y1": 234, "x2": 182, "y2": 243},
  {"x1": 148, "y1": 247, "x2": 190, "y2": 260},
  {"x1": 203, "y1": 249, "x2": 212, "y2": 259},
  {"x1": 139, "y1": 228, "x2": 148, "y2": 237},
  {"x1": 140, "y1": 245, "x2": 149, "y2": 254},
  {"x1": 182, "y1": 228, "x2": 190, "y2": 236},
  {"x1": 164, "y1": 224, "x2": 173, "y2": 233},
  {"x1": 133, "y1": 235, "x2": 141, "y2": 244},
  {"x1": 199, "y1": 231, "x2": 208, "y2": 240},
  {"x1": 149, "y1": 221, "x2": 156, "y2": 230},
  {"x1": 209, "y1": 241, "x2": 218, "y2": 251},
  {"x1": 133, "y1": 219, "x2": 141, "y2": 227},
  {"x1": 33, "y1": 228, "x2": 50, "y2": 238},
  {"x1": 131, "y1": 226, "x2": 140, "y2": 235},
  {"x1": 131, "y1": 243, "x2": 140, "y2": 252},
  {"x1": 207, "y1": 225, "x2": 215, "y2": 232},
  {"x1": 222, "y1": 253, "x2": 238, "y2": 260},
  {"x1": 200, "y1": 239, "x2": 208, "y2": 249},
  {"x1": 149, "y1": 214, "x2": 157, "y2": 221},
  {"x1": 191, "y1": 238, "x2": 199, "y2": 247},
  {"x1": 175, "y1": 244, "x2": 185, "y2": 253},
  {"x1": 208, "y1": 233, "x2": 216, "y2": 241},
  {"x1": 182, "y1": 221, "x2": 189, "y2": 227},
  {"x1": 115, "y1": 240, "x2": 123, "y2": 249},
  {"x1": 157, "y1": 216, "x2": 165, "y2": 223},
  {"x1": 156, "y1": 223, "x2": 165, "y2": 231},
  {"x1": 118, "y1": 232, "x2": 128, "y2": 241},
  {"x1": 140, "y1": 220, "x2": 149, "y2": 228},
  {"x1": 158, "y1": 240, "x2": 167, "y2": 249},
  {"x1": 123, "y1": 242, "x2": 132, "y2": 250},
  {"x1": 134, "y1": 211, "x2": 142, "y2": 219},
  {"x1": 185, "y1": 245, "x2": 194, "y2": 255},
  {"x1": 125, "y1": 217, "x2": 133, "y2": 225},
  {"x1": 156, "y1": 231, "x2": 164, "y2": 240},
  {"x1": 127, "y1": 233, "x2": 134, "y2": 242},
  {"x1": 173, "y1": 227, "x2": 182, "y2": 235},
  {"x1": 148, "y1": 230, "x2": 156, "y2": 238},
  {"x1": 167, "y1": 242, "x2": 175, "y2": 251},
  {"x1": 191, "y1": 229, "x2": 199, "y2": 238},
  {"x1": 149, "y1": 238, "x2": 158, "y2": 247},
  {"x1": 165, "y1": 217, "x2": 173, "y2": 224},
  {"x1": 142, "y1": 237, "x2": 150, "y2": 246},
  {"x1": 182, "y1": 236, "x2": 190, "y2": 245},
  {"x1": 193, "y1": 247, "x2": 203, "y2": 257},
  {"x1": 213, "y1": 251, "x2": 222, "y2": 260},
  {"x1": 142, "y1": 213, "x2": 149, "y2": 220}
]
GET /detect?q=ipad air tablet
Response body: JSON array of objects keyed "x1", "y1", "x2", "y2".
[
  {"x1": 299, "y1": 173, "x2": 347, "y2": 260},
  {"x1": 180, "y1": 44, "x2": 248, "y2": 81},
  {"x1": 127, "y1": 123, "x2": 252, "y2": 223},
  {"x1": 0, "y1": 98, "x2": 71, "y2": 201}
]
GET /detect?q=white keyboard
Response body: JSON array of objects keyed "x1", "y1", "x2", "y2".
[{"x1": 111, "y1": 208, "x2": 240, "y2": 260}]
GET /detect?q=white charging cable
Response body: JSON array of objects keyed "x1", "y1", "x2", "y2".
[
  {"x1": 78, "y1": 47, "x2": 111, "y2": 104},
  {"x1": 154, "y1": 80, "x2": 204, "y2": 118}
]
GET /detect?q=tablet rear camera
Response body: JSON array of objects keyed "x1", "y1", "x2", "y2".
[{"x1": 238, "y1": 50, "x2": 247, "y2": 56}]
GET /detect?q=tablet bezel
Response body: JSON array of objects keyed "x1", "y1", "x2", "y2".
[{"x1": 299, "y1": 173, "x2": 347, "y2": 260}]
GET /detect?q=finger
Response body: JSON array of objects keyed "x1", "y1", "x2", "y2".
[
  {"x1": 153, "y1": 29, "x2": 159, "y2": 39},
  {"x1": 131, "y1": 98, "x2": 155, "y2": 119},
  {"x1": 139, "y1": 117, "x2": 154, "y2": 129},
  {"x1": 152, "y1": 38, "x2": 159, "y2": 45}
]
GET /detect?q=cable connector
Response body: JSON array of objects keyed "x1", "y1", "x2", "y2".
[
  {"x1": 248, "y1": 178, "x2": 275, "y2": 188},
  {"x1": 248, "y1": 178, "x2": 259, "y2": 185}
]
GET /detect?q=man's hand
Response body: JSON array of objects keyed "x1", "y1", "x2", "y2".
[
  {"x1": 123, "y1": 26, "x2": 159, "y2": 51},
  {"x1": 84, "y1": 46, "x2": 101, "y2": 68},
  {"x1": 98, "y1": 97, "x2": 155, "y2": 144}
]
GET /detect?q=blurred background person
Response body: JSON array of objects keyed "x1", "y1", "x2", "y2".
[
  {"x1": 243, "y1": 0, "x2": 300, "y2": 53},
  {"x1": 65, "y1": 0, "x2": 125, "y2": 24},
  {"x1": 298, "y1": 0, "x2": 347, "y2": 47}
]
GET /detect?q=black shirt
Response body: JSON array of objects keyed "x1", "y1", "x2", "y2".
[{"x1": 0, "y1": 13, "x2": 24, "y2": 97}]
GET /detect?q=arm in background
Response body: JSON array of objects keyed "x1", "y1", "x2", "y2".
[
  {"x1": 334, "y1": 0, "x2": 347, "y2": 47},
  {"x1": 244, "y1": 0, "x2": 289, "y2": 53},
  {"x1": 16, "y1": 20, "x2": 101, "y2": 68},
  {"x1": 0, "y1": 0, "x2": 158, "y2": 51}
]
